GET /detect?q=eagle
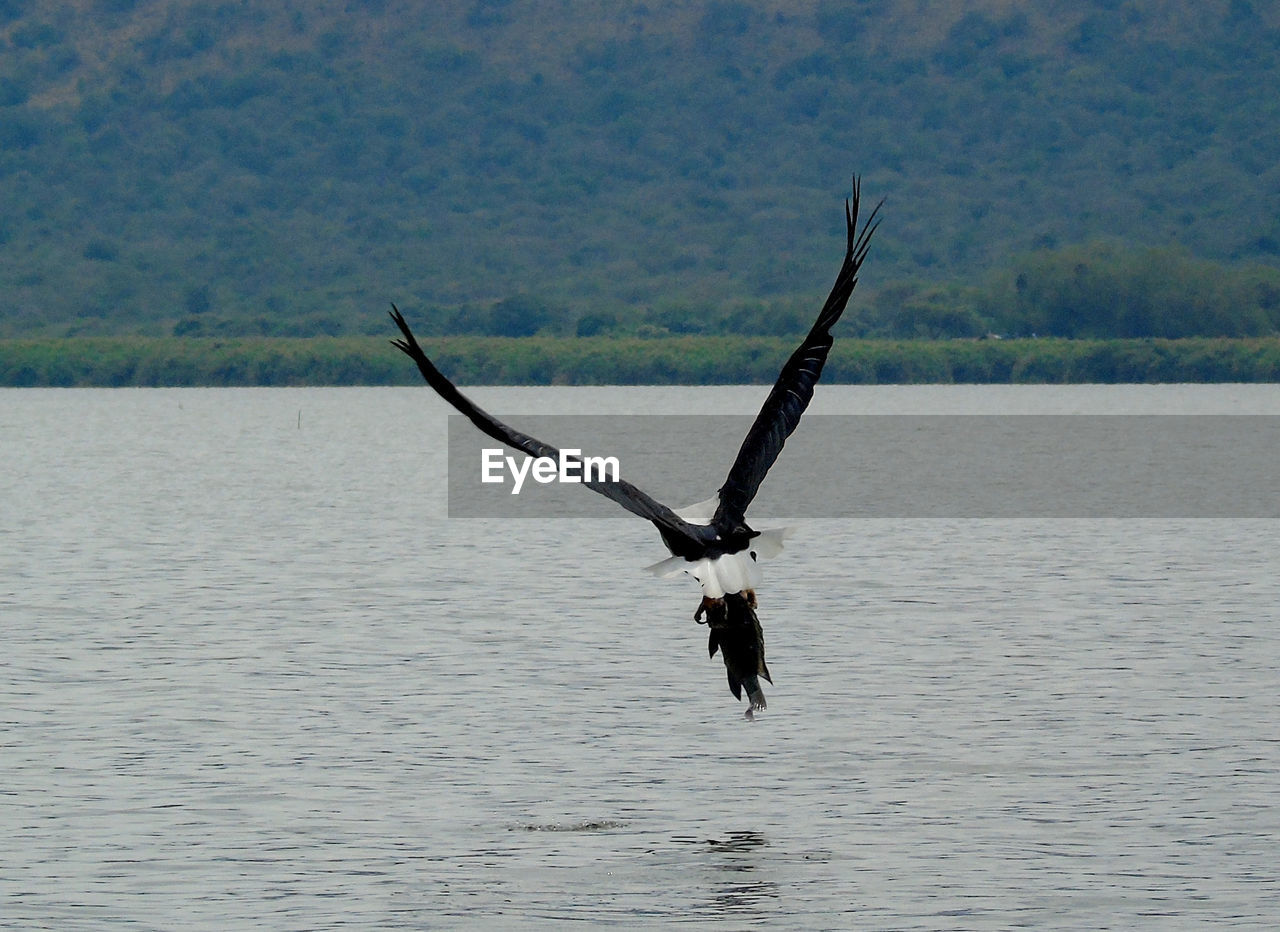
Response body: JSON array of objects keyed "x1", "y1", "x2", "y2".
[{"x1": 390, "y1": 179, "x2": 879, "y2": 714}]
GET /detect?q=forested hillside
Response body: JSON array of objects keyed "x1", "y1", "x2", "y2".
[{"x1": 2, "y1": 0, "x2": 1278, "y2": 340}]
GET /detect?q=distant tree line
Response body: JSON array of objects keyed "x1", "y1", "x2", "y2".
[
  {"x1": 157, "y1": 243, "x2": 1280, "y2": 345},
  {"x1": 854, "y1": 243, "x2": 1280, "y2": 341},
  {"x1": 4, "y1": 335, "x2": 1280, "y2": 387}
]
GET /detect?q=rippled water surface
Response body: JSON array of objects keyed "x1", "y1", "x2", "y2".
[{"x1": 3, "y1": 385, "x2": 1279, "y2": 929}]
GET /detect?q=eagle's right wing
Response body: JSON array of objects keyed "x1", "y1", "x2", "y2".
[{"x1": 712, "y1": 178, "x2": 880, "y2": 534}]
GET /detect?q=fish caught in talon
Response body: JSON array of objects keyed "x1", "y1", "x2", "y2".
[{"x1": 700, "y1": 590, "x2": 772, "y2": 711}]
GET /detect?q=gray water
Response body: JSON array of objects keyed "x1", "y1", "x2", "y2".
[{"x1": 3, "y1": 385, "x2": 1279, "y2": 929}]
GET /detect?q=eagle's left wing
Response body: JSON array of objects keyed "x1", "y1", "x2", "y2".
[{"x1": 390, "y1": 306, "x2": 710, "y2": 557}]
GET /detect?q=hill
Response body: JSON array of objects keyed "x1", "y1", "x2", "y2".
[{"x1": 2, "y1": 0, "x2": 1279, "y2": 339}]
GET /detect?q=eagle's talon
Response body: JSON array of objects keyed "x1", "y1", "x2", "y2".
[{"x1": 694, "y1": 595, "x2": 722, "y2": 624}]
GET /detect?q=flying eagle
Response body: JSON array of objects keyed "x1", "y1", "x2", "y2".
[{"x1": 390, "y1": 179, "x2": 880, "y2": 714}]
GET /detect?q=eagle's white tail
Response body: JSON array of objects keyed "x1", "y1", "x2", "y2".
[{"x1": 645, "y1": 527, "x2": 793, "y2": 599}]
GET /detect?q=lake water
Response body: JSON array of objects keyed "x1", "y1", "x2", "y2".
[{"x1": 3, "y1": 385, "x2": 1279, "y2": 929}]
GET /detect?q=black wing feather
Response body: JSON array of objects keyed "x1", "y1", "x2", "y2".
[
  {"x1": 712, "y1": 178, "x2": 881, "y2": 533},
  {"x1": 389, "y1": 306, "x2": 708, "y2": 556}
]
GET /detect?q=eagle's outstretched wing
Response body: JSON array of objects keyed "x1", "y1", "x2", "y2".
[
  {"x1": 389, "y1": 306, "x2": 709, "y2": 557},
  {"x1": 711, "y1": 178, "x2": 880, "y2": 535}
]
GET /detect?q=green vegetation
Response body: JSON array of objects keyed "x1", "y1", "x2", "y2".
[
  {"x1": 867, "y1": 243, "x2": 1280, "y2": 341},
  {"x1": 1, "y1": 0, "x2": 1279, "y2": 354},
  {"x1": 5, "y1": 335, "x2": 1280, "y2": 386},
  {"x1": 984, "y1": 244, "x2": 1280, "y2": 339}
]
